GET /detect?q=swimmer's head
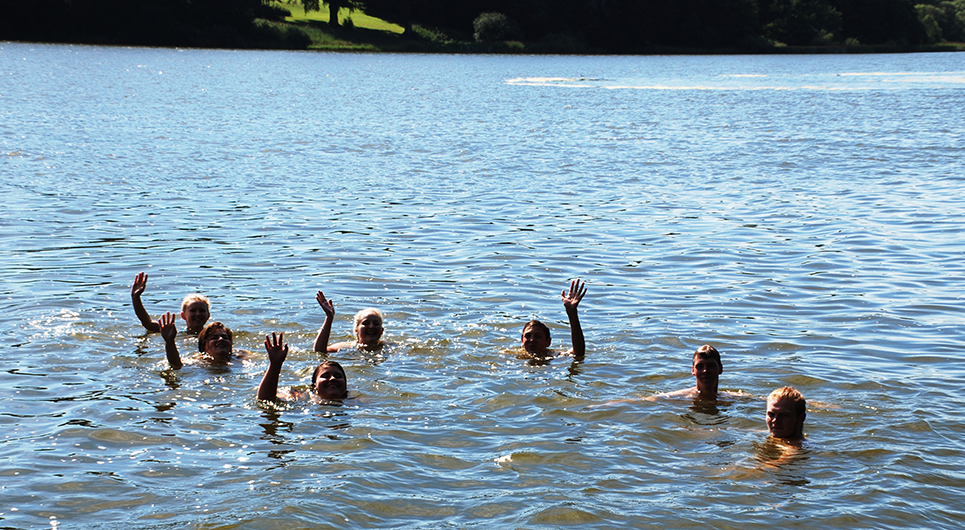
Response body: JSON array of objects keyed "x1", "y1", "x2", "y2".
[
  {"x1": 766, "y1": 386, "x2": 807, "y2": 440},
  {"x1": 180, "y1": 294, "x2": 211, "y2": 332},
  {"x1": 692, "y1": 344, "x2": 722, "y2": 370},
  {"x1": 197, "y1": 321, "x2": 232, "y2": 358},
  {"x1": 312, "y1": 361, "x2": 348, "y2": 400},
  {"x1": 521, "y1": 320, "x2": 552, "y2": 354},
  {"x1": 353, "y1": 308, "x2": 384, "y2": 346},
  {"x1": 691, "y1": 344, "x2": 723, "y2": 395}
]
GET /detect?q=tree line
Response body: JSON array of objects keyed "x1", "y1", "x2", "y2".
[
  {"x1": 361, "y1": 0, "x2": 964, "y2": 49},
  {"x1": 0, "y1": 0, "x2": 305, "y2": 48},
  {"x1": 1, "y1": 0, "x2": 962, "y2": 50}
]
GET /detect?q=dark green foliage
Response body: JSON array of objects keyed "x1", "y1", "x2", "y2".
[
  {"x1": 916, "y1": 0, "x2": 965, "y2": 42},
  {"x1": 829, "y1": 0, "x2": 926, "y2": 44},
  {"x1": 255, "y1": 3, "x2": 293, "y2": 21},
  {"x1": 919, "y1": 3, "x2": 947, "y2": 40},
  {"x1": 252, "y1": 19, "x2": 314, "y2": 48},
  {"x1": 760, "y1": 0, "x2": 842, "y2": 45},
  {"x1": 473, "y1": 12, "x2": 522, "y2": 42},
  {"x1": 0, "y1": 0, "x2": 950, "y2": 50},
  {"x1": 0, "y1": 0, "x2": 287, "y2": 47}
]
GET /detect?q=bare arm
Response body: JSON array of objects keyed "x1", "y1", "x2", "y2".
[
  {"x1": 132, "y1": 272, "x2": 161, "y2": 332},
  {"x1": 257, "y1": 332, "x2": 288, "y2": 401},
  {"x1": 562, "y1": 278, "x2": 587, "y2": 359},
  {"x1": 312, "y1": 291, "x2": 336, "y2": 353},
  {"x1": 159, "y1": 312, "x2": 183, "y2": 369}
]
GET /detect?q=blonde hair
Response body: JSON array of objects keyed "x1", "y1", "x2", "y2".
[
  {"x1": 354, "y1": 307, "x2": 383, "y2": 327},
  {"x1": 767, "y1": 386, "x2": 806, "y2": 416},
  {"x1": 181, "y1": 293, "x2": 210, "y2": 312}
]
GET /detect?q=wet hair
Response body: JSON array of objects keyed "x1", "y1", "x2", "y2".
[
  {"x1": 522, "y1": 319, "x2": 551, "y2": 340},
  {"x1": 354, "y1": 308, "x2": 383, "y2": 328},
  {"x1": 181, "y1": 293, "x2": 211, "y2": 313},
  {"x1": 692, "y1": 344, "x2": 722, "y2": 369},
  {"x1": 767, "y1": 386, "x2": 806, "y2": 416},
  {"x1": 311, "y1": 361, "x2": 348, "y2": 398},
  {"x1": 197, "y1": 322, "x2": 232, "y2": 352}
]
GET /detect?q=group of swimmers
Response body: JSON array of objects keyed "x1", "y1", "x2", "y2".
[
  {"x1": 665, "y1": 344, "x2": 807, "y2": 441},
  {"x1": 132, "y1": 272, "x2": 807, "y2": 443}
]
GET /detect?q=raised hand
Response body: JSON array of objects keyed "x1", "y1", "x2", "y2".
[
  {"x1": 561, "y1": 278, "x2": 587, "y2": 311},
  {"x1": 316, "y1": 290, "x2": 335, "y2": 318},
  {"x1": 264, "y1": 332, "x2": 289, "y2": 365},
  {"x1": 159, "y1": 312, "x2": 177, "y2": 342},
  {"x1": 158, "y1": 312, "x2": 182, "y2": 369},
  {"x1": 131, "y1": 272, "x2": 149, "y2": 298},
  {"x1": 132, "y1": 272, "x2": 161, "y2": 332},
  {"x1": 313, "y1": 291, "x2": 336, "y2": 353},
  {"x1": 258, "y1": 332, "x2": 288, "y2": 401}
]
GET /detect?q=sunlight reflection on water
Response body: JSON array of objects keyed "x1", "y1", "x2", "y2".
[{"x1": 2, "y1": 44, "x2": 964, "y2": 529}]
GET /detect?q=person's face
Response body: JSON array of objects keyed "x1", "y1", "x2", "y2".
[
  {"x1": 766, "y1": 398, "x2": 804, "y2": 440},
  {"x1": 202, "y1": 329, "x2": 232, "y2": 358},
  {"x1": 691, "y1": 357, "x2": 722, "y2": 391},
  {"x1": 355, "y1": 313, "x2": 383, "y2": 345},
  {"x1": 181, "y1": 301, "x2": 210, "y2": 332},
  {"x1": 314, "y1": 365, "x2": 347, "y2": 400},
  {"x1": 521, "y1": 325, "x2": 551, "y2": 354}
]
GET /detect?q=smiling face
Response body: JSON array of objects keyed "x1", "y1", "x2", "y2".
[
  {"x1": 354, "y1": 310, "x2": 384, "y2": 346},
  {"x1": 521, "y1": 321, "x2": 551, "y2": 355},
  {"x1": 180, "y1": 300, "x2": 211, "y2": 333},
  {"x1": 766, "y1": 397, "x2": 805, "y2": 440},
  {"x1": 313, "y1": 362, "x2": 348, "y2": 400},
  {"x1": 197, "y1": 322, "x2": 232, "y2": 360}
]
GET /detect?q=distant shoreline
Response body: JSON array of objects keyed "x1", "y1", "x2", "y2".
[{"x1": 5, "y1": 37, "x2": 963, "y2": 55}]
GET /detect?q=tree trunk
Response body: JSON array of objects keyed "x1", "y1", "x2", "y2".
[{"x1": 328, "y1": 0, "x2": 340, "y2": 26}]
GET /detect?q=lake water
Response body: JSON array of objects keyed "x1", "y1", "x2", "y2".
[{"x1": 2, "y1": 42, "x2": 964, "y2": 529}]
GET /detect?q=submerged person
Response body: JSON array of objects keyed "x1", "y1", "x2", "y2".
[
  {"x1": 258, "y1": 332, "x2": 349, "y2": 402},
  {"x1": 659, "y1": 344, "x2": 737, "y2": 401},
  {"x1": 766, "y1": 386, "x2": 807, "y2": 442},
  {"x1": 313, "y1": 291, "x2": 386, "y2": 353},
  {"x1": 594, "y1": 344, "x2": 744, "y2": 407},
  {"x1": 517, "y1": 278, "x2": 587, "y2": 361},
  {"x1": 132, "y1": 272, "x2": 210, "y2": 334},
  {"x1": 158, "y1": 312, "x2": 245, "y2": 369}
]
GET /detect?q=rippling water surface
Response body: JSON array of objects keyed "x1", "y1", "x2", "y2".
[{"x1": 2, "y1": 43, "x2": 964, "y2": 529}]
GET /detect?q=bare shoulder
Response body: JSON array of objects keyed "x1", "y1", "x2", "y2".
[
  {"x1": 719, "y1": 389, "x2": 755, "y2": 401},
  {"x1": 655, "y1": 387, "x2": 699, "y2": 399},
  {"x1": 329, "y1": 341, "x2": 356, "y2": 352}
]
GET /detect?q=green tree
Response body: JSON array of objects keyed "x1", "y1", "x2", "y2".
[
  {"x1": 917, "y1": 3, "x2": 945, "y2": 41},
  {"x1": 760, "y1": 0, "x2": 842, "y2": 44},
  {"x1": 473, "y1": 12, "x2": 523, "y2": 41},
  {"x1": 830, "y1": 0, "x2": 926, "y2": 44},
  {"x1": 916, "y1": 0, "x2": 965, "y2": 41}
]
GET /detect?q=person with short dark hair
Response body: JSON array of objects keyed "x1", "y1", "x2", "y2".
[
  {"x1": 158, "y1": 314, "x2": 238, "y2": 369},
  {"x1": 646, "y1": 345, "x2": 738, "y2": 402},
  {"x1": 518, "y1": 278, "x2": 587, "y2": 360},
  {"x1": 691, "y1": 344, "x2": 723, "y2": 400},
  {"x1": 258, "y1": 332, "x2": 349, "y2": 402}
]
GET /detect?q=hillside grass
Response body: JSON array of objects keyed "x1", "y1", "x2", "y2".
[{"x1": 274, "y1": 1, "x2": 404, "y2": 33}]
